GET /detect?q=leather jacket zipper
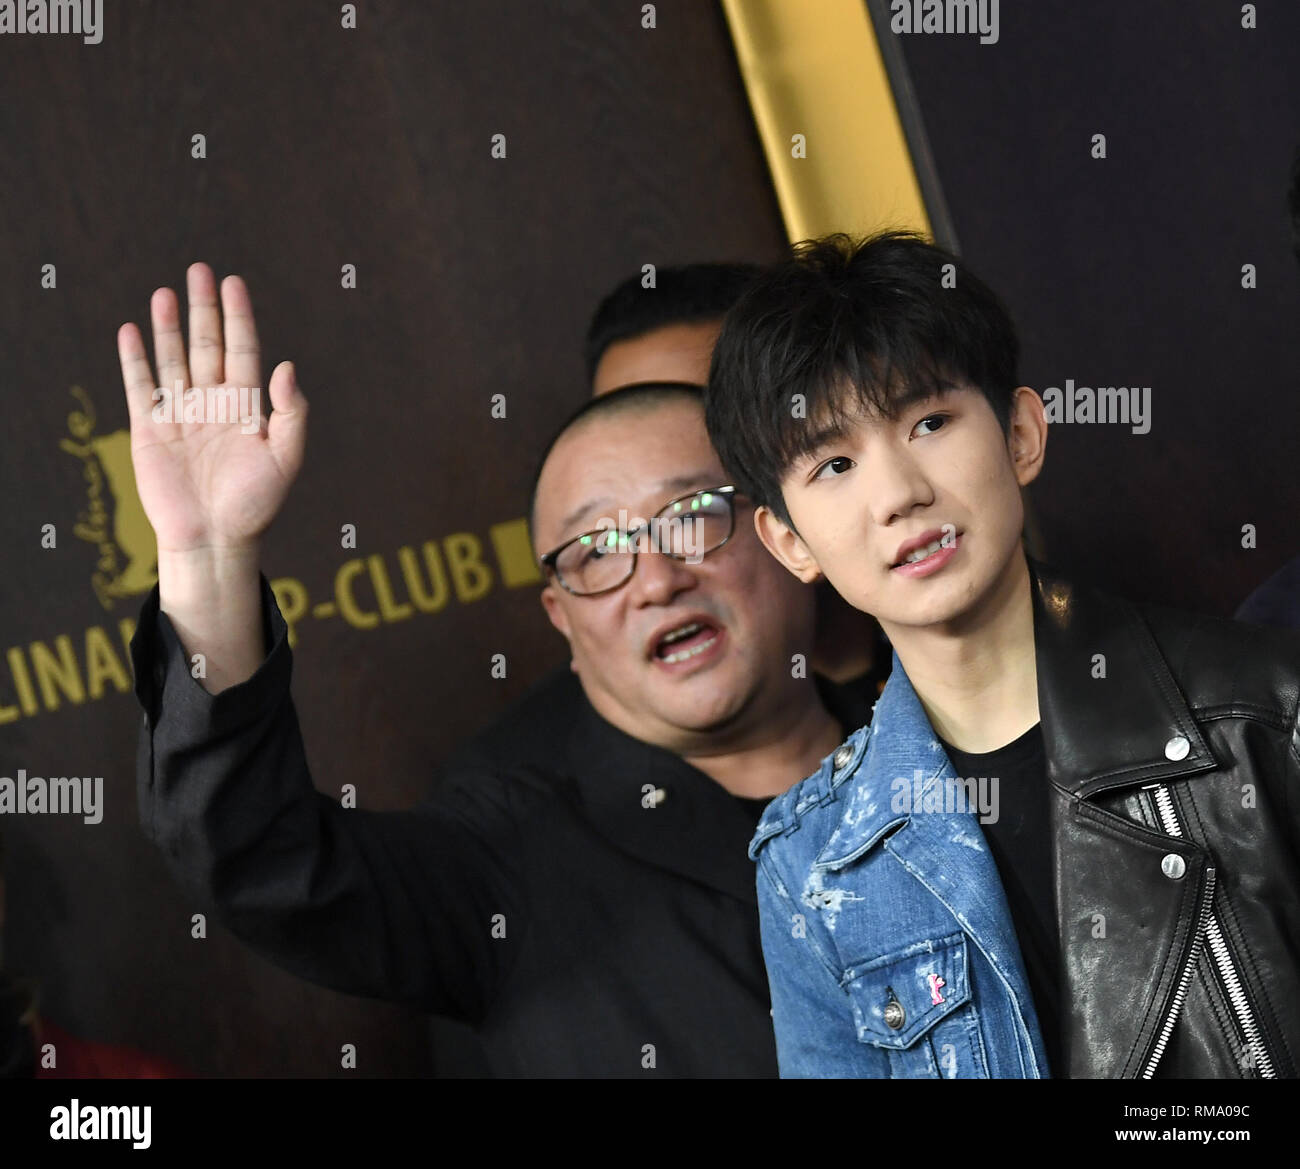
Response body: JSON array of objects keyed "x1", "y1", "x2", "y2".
[
  {"x1": 1139, "y1": 852, "x2": 1213, "y2": 1078},
  {"x1": 1140, "y1": 783, "x2": 1276, "y2": 1078}
]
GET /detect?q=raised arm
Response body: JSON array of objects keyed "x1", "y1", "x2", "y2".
[
  {"x1": 121, "y1": 266, "x2": 524, "y2": 1024},
  {"x1": 117, "y1": 262, "x2": 307, "y2": 691}
]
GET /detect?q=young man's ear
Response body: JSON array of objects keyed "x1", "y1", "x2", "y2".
[
  {"x1": 1009, "y1": 386, "x2": 1048, "y2": 488},
  {"x1": 753, "y1": 505, "x2": 823, "y2": 583}
]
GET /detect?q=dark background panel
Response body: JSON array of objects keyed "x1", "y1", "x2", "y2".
[
  {"x1": 888, "y1": 0, "x2": 1300, "y2": 614},
  {"x1": 0, "y1": 0, "x2": 786, "y2": 1076}
]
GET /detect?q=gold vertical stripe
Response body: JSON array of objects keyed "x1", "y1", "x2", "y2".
[
  {"x1": 721, "y1": 0, "x2": 931, "y2": 243},
  {"x1": 491, "y1": 517, "x2": 543, "y2": 587}
]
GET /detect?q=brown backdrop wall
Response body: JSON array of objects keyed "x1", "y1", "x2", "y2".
[
  {"x1": 0, "y1": 0, "x2": 787, "y2": 1076},
  {"x1": 886, "y1": 1, "x2": 1300, "y2": 616}
]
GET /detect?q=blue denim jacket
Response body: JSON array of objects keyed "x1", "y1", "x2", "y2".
[{"x1": 749, "y1": 652, "x2": 1050, "y2": 1078}]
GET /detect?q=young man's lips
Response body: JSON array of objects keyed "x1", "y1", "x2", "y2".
[
  {"x1": 891, "y1": 533, "x2": 961, "y2": 578},
  {"x1": 892, "y1": 528, "x2": 950, "y2": 566}
]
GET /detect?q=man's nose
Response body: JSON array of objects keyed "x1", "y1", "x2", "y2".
[
  {"x1": 626, "y1": 543, "x2": 698, "y2": 607},
  {"x1": 863, "y1": 442, "x2": 935, "y2": 526}
]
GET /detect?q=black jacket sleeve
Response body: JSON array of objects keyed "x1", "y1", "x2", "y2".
[{"x1": 131, "y1": 577, "x2": 527, "y2": 1025}]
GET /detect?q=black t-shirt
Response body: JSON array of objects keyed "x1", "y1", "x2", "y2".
[
  {"x1": 938, "y1": 724, "x2": 1062, "y2": 1077},
  {"x1": 133, "y1": 574, "x2": 881, "y2": 1078},
  {"x1": 733, "y1": 794, "x2": 775, "y2": 824}
]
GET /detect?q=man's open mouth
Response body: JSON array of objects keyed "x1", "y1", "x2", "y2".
[{"x1": 652, "y1": 620, "x2": 722, "y2": 664}]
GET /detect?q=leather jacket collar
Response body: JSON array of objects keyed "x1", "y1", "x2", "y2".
[{"x1": 1029, "y1": 559, "x2": 1217, "y2": 799}]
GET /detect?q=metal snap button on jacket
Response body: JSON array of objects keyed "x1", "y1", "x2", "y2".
[
  {"x1": 832, "y1": 744, "x2": 854, "y2": 771},
  {"x1": 1161, "y1": 853, "x2": 1187, "y2": 879},
  {"x1": 1164, "y1": 734, "x2": 1190, "y2": 761},
  {"x1": 883, "y1": 998, "x2": 906, "y2": 1030}
]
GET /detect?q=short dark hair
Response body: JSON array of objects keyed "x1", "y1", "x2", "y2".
[
  {"x1": 583, "y1": 263, "x2": 762, "y2": 382},
  {"x1": 704, "y1": 231, "x2": 1020, "y2": 528},
  {"x1": 528, "y1": 382, "x2": 706, "y2": 552}
]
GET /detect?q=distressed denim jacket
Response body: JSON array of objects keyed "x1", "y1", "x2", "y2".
[{"x1": 749, "y1": 652, "x2": 1050, "y2": 1078}]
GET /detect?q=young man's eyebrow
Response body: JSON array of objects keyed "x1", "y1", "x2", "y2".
[
  {"x1": 794, "y1": 423, "x2": 849, "y2": 459},
  {"x1": 789, "y1": 382, "x2": 966, "y2": 472},
  {"x1": 895, "y1": 381, "x2": 957, "y2": 411}
]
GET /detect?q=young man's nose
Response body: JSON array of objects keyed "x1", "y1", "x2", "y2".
[{"x1": 863, "y1": 442, "x2": 935, "y2": 526}]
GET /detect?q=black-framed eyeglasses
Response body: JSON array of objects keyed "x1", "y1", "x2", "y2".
[{"x1": 540, "y1": 485, "x2": 740, "y2": 596}]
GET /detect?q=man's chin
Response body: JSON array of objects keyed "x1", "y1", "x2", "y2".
[
  {"x1": 655, "y1": 706, "x2": 745, "y2": 737},
  {"x1": 647, "y1": 677, "x2": 747, "y2": 735}
]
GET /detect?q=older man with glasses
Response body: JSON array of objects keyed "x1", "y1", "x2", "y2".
[{"x1": 121, "y1": 265, "x2": 873, "y2": 1077}]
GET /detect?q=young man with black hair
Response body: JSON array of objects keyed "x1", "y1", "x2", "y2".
[{"x1": 703, "y1": 230, "x2": 1300, "y2": 1079}]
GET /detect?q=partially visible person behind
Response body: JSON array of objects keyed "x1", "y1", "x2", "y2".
[
  {"x1": 586, "y1": 262, "x2": 759, "y2": 396},
  {"x1": 0, "y1": 831, "x2": 35, "y2": 1078},
  {"x1": 0, "y1": 832, "x2": 186, "y2": 1079},
  {"x1": 587, "y1": 260, "x2": 889, "y2": 693},
  {"x1": 1239, "y1": 555, "x2": 1300, "y2": 629}
]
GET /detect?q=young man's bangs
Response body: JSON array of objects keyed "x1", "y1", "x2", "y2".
[{"x1": 773, "y1": 355, "x2": 962, "y2": 474}]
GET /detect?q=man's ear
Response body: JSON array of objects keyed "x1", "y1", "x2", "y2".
[
  {"x1": 1009, "y1": 386, "x2": 1048, "y2": 488},
  {"x1": 539, "y1": 583, "x2": 573, "y2": 640},
  {"x1": 540, "y1": 586, "x2": 582, "y2": 673},
  {"x1": 753, "y1": 504, "x2": 823, "y2": 583}
]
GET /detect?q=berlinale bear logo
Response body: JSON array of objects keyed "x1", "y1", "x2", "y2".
[{"x1": 58, "y1": 386, "x2": 158, "y2": 610}]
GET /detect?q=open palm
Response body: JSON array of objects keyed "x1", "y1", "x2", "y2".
[{"x1": 117, "y1": 263, "x2": 307, "y2": 554}]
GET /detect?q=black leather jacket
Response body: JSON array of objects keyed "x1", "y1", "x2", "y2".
[{"x1": 1034, "y1": 562, "x2": 1300, "y2": 1077}]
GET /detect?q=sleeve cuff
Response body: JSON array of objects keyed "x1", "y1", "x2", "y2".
[{"x1": 129, "y1": 574, "x2": 292, "y2": 735}]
